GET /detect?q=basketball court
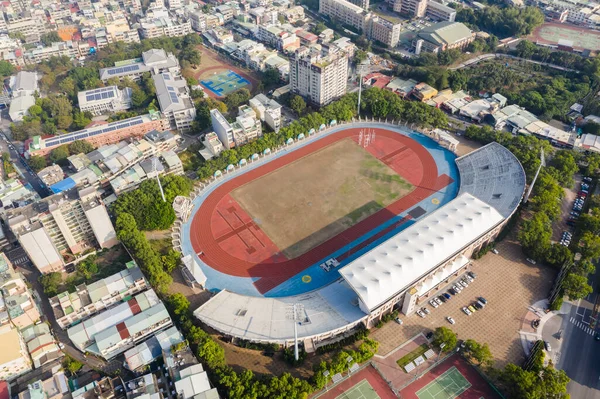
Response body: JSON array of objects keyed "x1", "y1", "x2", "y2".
[{"x1": 200, "y1": 70, "x2": 250, "y2": 97}]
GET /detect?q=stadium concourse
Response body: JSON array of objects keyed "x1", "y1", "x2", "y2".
[{"x1": 177, "y1": 122, "x2": 525, "y2": 350}]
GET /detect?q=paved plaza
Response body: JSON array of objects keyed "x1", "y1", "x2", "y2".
[{"x1": 371, "y1": 237, "x2": 556, "y2": 369}]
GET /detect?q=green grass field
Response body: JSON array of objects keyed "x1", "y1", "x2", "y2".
[
  {"x1": 396, "y1": 344, "x2": 430, "y2": 370},
  {"x1": 416, "y1": 367, "x2": 471, "y2": 399}
]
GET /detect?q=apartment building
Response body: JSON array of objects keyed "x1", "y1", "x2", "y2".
[
  {"x1": 5, "y1": 187, "x2": 118, "y2": 274},
  {"x1": 153, "y1": 72, "x2": 196, "y2": 132},
  {"x1": 123, "y1": 326, "x2": 184, "y2": 372},
  {"x1": 249, "y1": 94, "x2": 282, "y2": 132},
  {"x1": 144, "y1": 129, "x2": 179, "y2": 152},
  {"x1": 67, "y1": 289, "x2": 173, "y2": 359},
  {"x1": 211, "y1": 107, "x2": 262, "y2": 148},
  {"x1": 319, "y1": 0, "x2": 369, "y2": 32},
  {"x1": 256, "y1": 25, "x2": 299, "y2": 51},
  {"x1": 28, "y1": 112, "x2": 169, "y2": 157},
  {"x1": 77, "y1": 86, "x2": 133, "y2": 116},
  {"x1": 289, "y1": 46, "x2": 349, "y2": 106},
  {"x1": 17, "y1": 372, "x2": 70, "y2": 399},
  {"x1": 426, "y1": 0, "x2": 456, "y2": 21},
  {"x1": 6, "y1": 17, "x2": 41, "y2": 43},
  {"x1": 200, "y1": 132, "x2": 224, "y2": 159},
  {"x1": 22, "y1": 324, "x2": 60, "y2": 368},
  {"x1": 37, "y1": 165, "x2": 64, "y2": 187},
  {"x1": 109, "y1": 151, "x2": 183, "y2": 194},
  {"x1": 0, "y1": 324, "x2": 31, "y2": 381},
  {"x1": 369, "y1": 16, "x2": 401, "y2": 48},
  {"x1": 139, "y1": 17, "x2": 192, "y2": 39},
  {"x1": 50, "y1": 263, "x2": 148, "y2": 329},
  {"x1": 0, "y1": 253, "x2": 40, "y2": 330},
  {"x1": 99, "y1": 48, "x2": 180, "y2": 82}
]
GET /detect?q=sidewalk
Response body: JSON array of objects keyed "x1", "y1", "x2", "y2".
[{"x1": 518, "y1": 298, "x2": 571, "y2": 356}]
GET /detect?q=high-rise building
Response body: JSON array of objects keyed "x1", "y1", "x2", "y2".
[
  {"x1": 289, "y1": 46, "x2": 349, "y2": 106},
  {"x1": 5, "y1": 187, "x2": 119, "y2": 274}
]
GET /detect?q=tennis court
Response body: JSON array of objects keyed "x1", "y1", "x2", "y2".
[
  {"x1": 200, "y1": 69, "x2": 250, "y2": 96},
  {"x1": 416, "y1": 367, "x2": 471, "y2": 399},
  {"x1": 335, "y1": 379, "x2": 381, "y2": 399}
]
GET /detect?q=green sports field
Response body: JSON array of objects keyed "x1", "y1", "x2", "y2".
[{"x1": 416, "y1": 367, "x2": 471, "y2": 399}]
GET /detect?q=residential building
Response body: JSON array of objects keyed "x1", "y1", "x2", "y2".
[
  {"x1": 37, "y1": 165, "x2": 65, "y2": 188},
  {"x1": 99, "y1": 48, "x2": 180, "y2": 82},
  {"x1": 153, "y1": 72, "x2": 196, "y2": 132},
  {"x1": 393, "y1": 0, "x2": 428, "y2": 17},
  {"x1": 8, "y1": 71, "x2": 37, "y2": 122},
  {"x1": 67, "y1": 289, "x2": 173, "y2": 359},
  {"x1": 412, "y1": 82, "x2": 438, "y2": 101},
  {"x1": 123, "y1": 326, "x2": 184, "y2": 371},
  {"x1": 210, "y1": 107, "x2": 263, "y2": 149},
  {"x1": 77, "y1": 86, "x2": 133, "y2": 116},
  {"x1": 174, "y1": 364, "x2": 219, "y2": 399},
  {"x1": 22, "y1": 324, "x2": 61, "y2": 368},
  {"x1": 0, "y1": 324, "x2": 31, "y2": 381},
  {"x1": 144, "y1": 129, "x2": 179, "y2": 152},
  {"x1": 199, "y1": 132, "x2": 224, "y2": 160},
  {"x1": 319, "y1": 0, "x2": 369, "y2": 31},
  {"x1": 0, "y1": 178, "x2": 40, "y2": 210},
  {"x1": 5, "y1": 187, "x2": 119, "y2": 274},
  {"x1": 109, "y1": 151, "x2": 183, "y2": 194},
  {"x1": 413, "y1": 21, "x2": 474, "y2": 54},
  {"x1": 368, "y1": 16, "x2": 401, "y2": 48},
  {"x1": 8, "y1": 95, "x2": 35, "y2": 122},
  {"x1": 139, "y1": 16, "x2": 192, "y2": 38},
  {"x1": 0, "y1": 253, "x2": 41, "y2": 329},
  {"x1": 348, "y1": 0, "x2": 369, "y2": 9},
  {"x1": 6, "y1": 17, "x2": 40, "y2": 43},
  {"x1": 256, "y1": 25, "x2": 299, "y2": 51},
  {"x1": 249, "y1": 94, "x2": 282, "y2": 132},
  {"x1": 426, "y1": 0, "x2": 456, "y2": 21},
  {"x1": 17, "y1": 372, "x2": 70, "y2": 399},
  {"x1": 28, "y1": 112, "x2": 169, "y2": 157},
  {"x1": 289, "y1": 46, "x2": 349, "y2": 106},
  {"x1": 71, "y1": 376, "x2": 122, "y2": 399},
  {"x1": 210, "y1": 109, "x2": 235, "y2": 149},
  {"x1": 50, "y1": 263, "x2": 148, "y2": 329}
]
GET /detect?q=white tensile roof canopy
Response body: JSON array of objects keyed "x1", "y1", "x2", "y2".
[{"x1": 339, "y1": 193, "x2": 504, "y2": 312}]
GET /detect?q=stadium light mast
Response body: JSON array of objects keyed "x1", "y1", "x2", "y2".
[
  {"x1": 356, "y1": 61, "x2": 368, "y2": 117},
  {"x1": 286, "y1": 304, "x2": 304, "y2": 361},
  {"x1": 524, "y1": 147, "x2": 545, "y2": 203},
  {"x1": 154, "y1": 157, "x2": 166, "y2": 202}
]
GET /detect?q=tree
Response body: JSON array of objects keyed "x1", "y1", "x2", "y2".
[
  {"x1": 563, "y1": 273, "x2": 593, "y2": 300},
  {"x1": 462, "y1": 339, "x2": 493, "y2": 367},
  {"x1": 40, "y1": 31, "x2": 62, "y2": 46},
  {"x1": 39, "y1": 272, "x2": 62, "y2": 296},
  {"x1": 49, "y1": 145, "x2": 70, "y2": 165},
  {"x1": 166, "y1": 293, "x2": 190, "y2": 316},
  {"x1": 72, "y1": 111, "x2": 91, "y2": 129},
  {"x1": 161, "y1": 249, "x2": 181, "y2": 273},
  {"x1": 131, "y1": 87, "x2": 149, "y2": 108},
  {"x1": 500, "y1": 363, "x2": 569, "y2": 399},
  {"x1": 549, "y1": 150, "x2": 578, "y2": 188},
  {"x1": 76, "y1": 256, "x2": 98, "y2": 280},
  {"x1": 0, "y1": 61, "x2": 14, "y2": 77},
  {"x1": 62, "y1": 355, "x2": 83, "y2": 375},
  {"x1": 263, "y1": 68, "x2": 281, "y2": 86},
  {"x1": 432, "y1": 327, "x2": 457, "y2": 352},
  {"x1": 354, "y1": 49, "x2": 368, "y2": 64},
  {"x1": 579, "y1": 231, "x2": 600, "y2": 261},
  {"x1": 518, "y1": 213, "x2": 552, "y2": 260},
  {"x1": 290, "y1": 95, "x2": 307, "y2": 116},
  {"x1": 312, "y1": 22, "x2": 327, "y2": 35},
  {"x1": 28, "y1": 155, "x2": 47, "y2": 172},
  {"x1": 68, "y1": 140, "x2": 94, "y2": 155}
]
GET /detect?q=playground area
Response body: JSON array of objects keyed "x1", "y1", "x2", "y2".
[
  {"x1": 529, "y1": 22, "x2": 600, "y2": 51},
  {"x1": 193, "y1": 47, "x2": 256, "y2": 97},
  {"x1": 232, "y1": 138, "x2": 414, "y2": 258},
  {"x1": 400, "y1": 354, "x2": 502, "y2": 399}
]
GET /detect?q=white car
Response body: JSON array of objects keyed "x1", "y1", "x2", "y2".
[
  {"x1": 453, "y1": 285, "x2": 462, "y2": 293},
  {"x1": 395, "y1": 317, "x2": 403, "y2": 325},
  {"x1": 447, "y1": 316, "x2": 455, "y2": 324},
  {"x1": 526, "y1": 258, "x2": 537, "y2": 265},
  {"x1": 492, "y1": 248, "x2": 499, "y2": 254},
  {"x1": 462, "y1": 307, "x2": 471, "y2": 316},
  {"x1": 429, "y1": 299, "x2": 438, "y2": 308},
  {"x1": 435, "y1": 297, "x2": 443, "y2": 306},
  {"x1": 545, "y1": 341, "x2": 551, "y2": 352},
  {"x1": 417, "y1": 310, "x2": 426, "y2": 318},
  {"x1": 422, "y1": 307, "x2": 430, "y2": 315}
]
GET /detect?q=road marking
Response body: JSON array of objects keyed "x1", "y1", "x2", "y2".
[
  {"x1": 570, "y1": 317, "x2": 575, "y2": 323},
  {"x1": 578, "y1": 321, "x2": 583, "y2": 328}
]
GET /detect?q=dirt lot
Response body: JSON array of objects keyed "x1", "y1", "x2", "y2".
[
  {"x1": 231, "y1": 139, "x2": 413, "y2": 258},
  {"x1": 370, "y1": 236, "x2": 556, "y2": 369}
]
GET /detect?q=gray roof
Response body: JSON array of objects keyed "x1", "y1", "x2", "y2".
[
  {"x1": 13, "y1": 71, "x2": 38, "y2": 92},
  {"x1": 144, "y1": 129, "x2": 175, "y2": 143},
  {"x1": 153, "y1": 72, "x2": 194, "y2": 113},
  {"x1": 418, "y1": 21, "x2": 473, "y2": 46},
  {"x1": 455, "y1": 142, "x2": 526, "y2": 218}
]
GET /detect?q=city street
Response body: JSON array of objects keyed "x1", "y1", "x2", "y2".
[{"x1": 554, "y1": 266, "x2": 600, "y2": 399}]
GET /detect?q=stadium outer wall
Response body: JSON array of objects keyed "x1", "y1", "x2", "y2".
[{"x1": 179, "y1": 121, "x2": 526, "y2": 349}]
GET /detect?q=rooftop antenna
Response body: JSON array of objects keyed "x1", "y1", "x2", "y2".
[{"x1": 154, "y1": 157, "x2": 166, "y2": 202}]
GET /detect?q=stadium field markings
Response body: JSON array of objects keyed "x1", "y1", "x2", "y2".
[
  {"x1": 416, "y1": 367, "x2": 471, "y2": 399},
  {"x1": 335, "y1": 379, "x2": 381, "y2": 399}
]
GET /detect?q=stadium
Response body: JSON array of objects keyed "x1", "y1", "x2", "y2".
[{"x1": 174, "y1": 121, "x2": 526, "y2": 351}]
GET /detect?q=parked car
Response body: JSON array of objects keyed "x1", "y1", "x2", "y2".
[
  {"x1": 426, "y1": 331, "x2": 434, "y2": 339},
  {"x1": 478, "y1": 297, "x2": 488, "y2": 305},
  {"x1": 439, "y1": 295, "x2": 447, "y2": 303},
  {"x1": 474, "y1": 301, "x2": 483, "y2": 310},
  {"x1": 417, "y1": 310, "x2": 426, "y2": 318},
  {"x1": 443, "y1": 293, "x2": 452, "y2": 300},
  {"x1": 422, "y1": 307, "x2": 430, "y2": 315},
  {"x1": 465, "y1": 275, "x2": 474, "y2": 282},
  {"x1": 449, "y1": 288, "x2": 457, "y2": 295},
  {"x1": 491, "y1": 248, "x2": 499, "y2": 254},
  {"x1": 430, "y1": 299, "x2": 439, "y2": 308},
  {"x1": 447, "y1": 316, "x2": 455, "y2": 324},
  {"x1": 468, "y1": 271, "x2": 477, "y2": 279},
  {"x1": 462, "y1": 307, "x2": 471, "y2": 315},
  {"x1": 435, "y1": 297, "x2": 443, "y2": 306},
  {"x1": 544, "y1": 341, "x2": 551, "y2": 352},
  {"x1": 468, "y1": 305, "x2": 477, "y2": 313},
  {"x1": 395, "y1": 318, "x2": 403, "y2": 325},
  {"x1": 477, "y1": 300, "x2": 486, "y2": 308},
  {"x1": 526, "y1": 258, "x2": 536, "y2": 265}
]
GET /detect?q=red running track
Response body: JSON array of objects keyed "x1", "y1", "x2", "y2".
[{"x1": 189, "y1": 127, "x2": 450, "y2": 294}]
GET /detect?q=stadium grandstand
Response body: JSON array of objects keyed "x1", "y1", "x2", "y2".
[{"x1": 192, "y1": 128, "x2": 526, "y2": 350}]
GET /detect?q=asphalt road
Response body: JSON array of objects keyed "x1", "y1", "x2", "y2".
[{"x1": 554, "y1": 267, "x2": 600, "y2": 399}]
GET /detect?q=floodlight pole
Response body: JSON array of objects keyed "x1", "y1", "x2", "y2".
[
  {"x1": 154, "y1": 157, "x2": 166, "y2": 202},
  {"x1": 294, "y1": 304, "x2": 299, "y2": 361},
  {"x1": 524, "y1": 147, "x2": 545, "y2": 204}
]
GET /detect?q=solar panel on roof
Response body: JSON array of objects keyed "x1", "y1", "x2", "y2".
[
  {"x1": 169, "y1": 93, "x2": 179, "y2": 103},
  {"x1": 101, "y1": 92, "x2": 109, "y2": 99},
  {"x1": 86, "y1": 95, "x2": 95, "y2": 102}
]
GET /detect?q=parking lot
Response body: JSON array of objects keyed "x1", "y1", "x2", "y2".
[{"x1": 371, "y1": 237, "x2": 556, "y2": 368}]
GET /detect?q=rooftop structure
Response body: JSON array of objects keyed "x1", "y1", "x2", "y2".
[
  {"x1": 153, "y1": 72, "x2": 196, "y2": 132},
  {"x1": 28, "y1": 112, "x2": 169, "y2": 157},
  {"x1": 77, "y1": 86, "x2": 133, "y2": 116},
  {"x1": 123, "y1": 326, "x2": 184, "y2": 371},
  {"x1": 50, "y1": 263, "x2": 148, "y2": 329},
  {"x1": 17, "y1": 372, "x2": 70, "y2": 399},
  {"x1": 249, "y1": 94, "x2": 282, "y2": 132},
  {"x1": 99, "y1": 49, "x2": 179, "y2": 82},
  {"x1": 0, "y1": 324, "x2": 31, "y2": 381},
  {"x1": 413, "y1": 21, "x2": 474, "y2": 54},
  {"x1": 37, "y1": 165, "x2": 65, "y2": 188},
  {"x1": 175, "y1": 364, "x2": 218, "y2": 399}
]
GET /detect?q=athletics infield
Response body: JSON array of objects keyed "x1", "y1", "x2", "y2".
[{"x1": 182, "y1": 124, "x2": 459, "y2": 297}]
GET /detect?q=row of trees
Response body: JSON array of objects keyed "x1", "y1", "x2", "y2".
[
  {"x1": 196, "y1": 88, "x2": 448, "y2": 180},
  {"x1": 463, "y1": 125, "x2": 598, "y2": 300},
  {"x1": 456, "y1": 5, "x2": 544, "y2": 39}
]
